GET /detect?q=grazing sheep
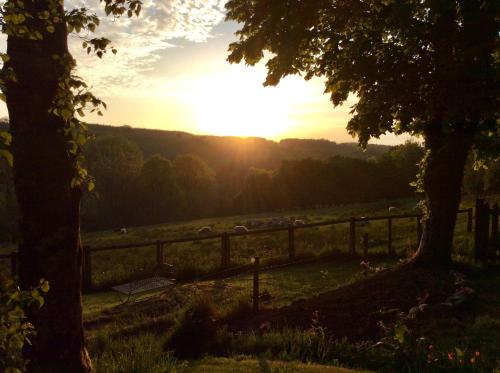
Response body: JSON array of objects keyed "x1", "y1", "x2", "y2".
[
  {"x1": 294, "y1": 219, "x2": 306, "y2": 226},
  {"x1": 357, "y1": 217, "x2": 369, "y2": 226},
  {"x1": 388, "y1": 206, "x2": 399, "y2": 213},
  {"x1": 247, "y1": 220, "x2": 264, "y2": 229},
  {"x1": 198, "y1": 226, "x2": 213, "y2": 235},
  {"x1": 233, "y1": 225, "x2": 249, "y2": 233},
  {"x1": 119, "y1": 228, "x2": 128, "y2": 234}
]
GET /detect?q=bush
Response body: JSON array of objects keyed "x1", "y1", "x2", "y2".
[
  {"x1": 163, "y1": 297, "x2": 219, "y2": 359},
  {"x1": 0, "y1": 274, "x2": 48, "y2": 373},
  {"x1": 89, "y1": 333, "x2": 186, "y2": 373}
]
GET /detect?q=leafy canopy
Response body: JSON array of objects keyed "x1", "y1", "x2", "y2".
[
  {"x1": 0, "y1": 0, "x2": 142, "y2": 187},
  {"x1": 226, "y1": 0, "x2": 498, "y2": 148}
]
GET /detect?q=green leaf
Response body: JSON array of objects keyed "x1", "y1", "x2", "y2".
[
  {"x1": 40, "y1": 280, "x2": 50, "y2": 293},
  {"x1": 394, "y1": 323, "x2": 408, "y2": 344},
  {"x1": 0, "y1": 149, "x2": 13, "y2": 166},
  {"x1": 0, "y1": 131, "x2": 12, "y2": 145}
]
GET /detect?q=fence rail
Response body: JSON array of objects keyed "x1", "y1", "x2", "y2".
[{"x1": 0, "y1": 208, "x2": 482, "y2": 291}]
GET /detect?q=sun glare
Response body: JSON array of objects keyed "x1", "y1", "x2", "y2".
[{"x1": 193, "y1": 71, "x2": 293, "y2": 139}]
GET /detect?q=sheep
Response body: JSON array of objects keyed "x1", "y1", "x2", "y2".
[
  {"x1": 119, "y1": 228, "x2": 128, "y2": 234},
  {"x1": 247, "y1": 220, "x2": 264, "y2": 229},
  {"x1": 198, "y1": 226, "x2": 213, "y2": 235},
  {"x1": 356, "y1": 217, "x2": 370, "y2": 226},
  {"x1": 388, "y1": 206, "x2": 399, "y2": 213},
  {"x1": 233, "y1": 225, "x2": 249, "y2": 233},
  {"x1": 294, "y1": 219, "x2": 306, "y2": 226}
]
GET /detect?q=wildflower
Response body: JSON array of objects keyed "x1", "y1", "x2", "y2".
[
  {"x1": 475, "y1": 351, "x2": 480, "y2": 357},
  {"x1": 448, "y1": 352, "x2": 454, "y2": 360},
  {"x1": 470, "y1": 357, "x2": 476, "y2": 364}
]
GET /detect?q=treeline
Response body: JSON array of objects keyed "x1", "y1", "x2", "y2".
[
  {"x1": 87, "y1": 124, "x2": 392, "y2": 169},
  {"x1": 79, "y1": 137, "x2": 425, "y2": 230},
  {"x1": 1, "y1": 132, "x2": 499, "y2": 240},
  {"x1": 233, "y1": 143, "x2": 424, "y2": 213},
  {"x1": 81, "y1": 136, "x2": 218, "y2": 230}
]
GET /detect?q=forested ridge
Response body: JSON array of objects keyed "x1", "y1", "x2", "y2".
[
  {"x1": 88, "y1": 123, "x2": 391, "y2": 167},
  {"x1": 0, "y1": 122, "x2": 498, "y2": 240}
]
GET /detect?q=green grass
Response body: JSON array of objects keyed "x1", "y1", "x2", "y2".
[
  {"x1": 87, "y1": 332, "x2": 368, "y2": 373},
  {"x1": 82, "y1": 257, "x2": 398, "y2": 371},
  {"x1": 188, "y1": 357, "x2": 369, "y2": 372},
  {"x1": 78, "y1": 197, "x2": 478, "y2": 288},
  {"x1": 0, "y1": 196, "x2": 481, "y2": 286},
  {"x1": 79, "y1": 205, "x2": 498, "y2": 372},
  {"x1": 84, "y1": 260, "x2": 377, "y2": 372},
  {"x1": 82, "y1": 258, "x2": 392, "y2": 318}
]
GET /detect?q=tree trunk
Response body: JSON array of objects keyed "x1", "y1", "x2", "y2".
[
  {"x1": 4, "y1": 1, "x2": 91, "y2": 371},
  {"x1": 413, "y1": 127, "x2": 473, "y2": 267}
]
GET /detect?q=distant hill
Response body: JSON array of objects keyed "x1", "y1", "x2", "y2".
[
  {"x1": 87, "y1": 124, "x2": 391, "y2": 170},
  {"x1": 0, "y1": 120, "x2": 391, "y2": 169}
]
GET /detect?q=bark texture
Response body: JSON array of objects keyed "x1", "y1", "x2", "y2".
[
  {"x1": 413, "y1": 127, "x2": 473, "y2": 267},
  {"x1": 4, "y1": 1, "x2": 91, "y2": 371}
]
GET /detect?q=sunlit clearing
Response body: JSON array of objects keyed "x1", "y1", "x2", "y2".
[{"x1": 193, "y1": 71, "x2": 293, "y2": 138}]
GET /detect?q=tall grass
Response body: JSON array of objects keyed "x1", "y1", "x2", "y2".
[{"x1": 88, "y1": 333, "x2": 188, "y2": 373}]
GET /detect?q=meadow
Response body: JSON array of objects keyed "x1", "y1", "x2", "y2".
[
  {"x1": 0, "y1": 197, "x2": 475, "y2": 288},
  {"x1": 83, "y1": 259, "x2": 393, "y2": 372},
  {"x1": 81, "y1": 197, "x2": 473, "y2": 289},
  {"x1": 82, "y1": 256, "x2": 500, "y2": 372},
  {"x1": 1, "y1": 196, "x2": 497, "y2": 371}
]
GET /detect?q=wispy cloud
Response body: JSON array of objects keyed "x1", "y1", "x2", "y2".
[{"x1": 69, "y1": 0, "x2": 227, "y2": 96}]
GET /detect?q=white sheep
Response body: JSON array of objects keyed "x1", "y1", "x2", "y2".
[
  {"x1": 388, "y1": 206, "x2": 399, "y2": 213},
  {"x1": 198, "y1": 226, "x2": 213, "y2": 235},
  {"x1": 233, "y1": 225, "x2": 249, "y2": 233},
  {"x1": 357, "y1": 217, "x2": 369, "y2": 226},
  {"x1": 294, "y1": 219, "x2": 306, "y2": 226},
  {"x1": 119, "y1": 228, "x2": 128, "y2": 234}
]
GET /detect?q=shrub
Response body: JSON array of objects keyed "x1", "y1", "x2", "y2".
[
  {"x1": 163, "y1": 297, "x2": 219, "y2": 359},
  {"x1": 0, "y1": 274, "x2": 49, "y2": 373}
]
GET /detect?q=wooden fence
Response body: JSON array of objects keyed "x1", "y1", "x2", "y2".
[
  {"x1": 77, "y1": 208, "x2": 473, "y2": 290},
  {"x1": 474, "y1": 199, "x2": 499, "y2": 262},
  {"x1": 0, "y1": 208, "x2": 483, "y2": 291}
]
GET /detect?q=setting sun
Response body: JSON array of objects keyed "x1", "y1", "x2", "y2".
[{"x1": 193, "y1": 71, "x2": 293, "y2": 138}]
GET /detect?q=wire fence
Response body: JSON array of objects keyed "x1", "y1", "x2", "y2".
[{"x1": 2, "y1": 205, "x2": 498, "y2": 292}]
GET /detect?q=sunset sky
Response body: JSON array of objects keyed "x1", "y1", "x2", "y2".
[{"x1": 1, "y1": 0, "x2": 408, "y2": 144}]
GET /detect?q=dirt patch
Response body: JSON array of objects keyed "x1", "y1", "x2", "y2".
[{"x1": 223, "y1": 262, "x2": 456, "y2": 341}]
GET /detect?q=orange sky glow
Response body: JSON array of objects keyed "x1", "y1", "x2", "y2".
[{"x1": 0, "y1": 2, "x2": 409, "y2": 145}]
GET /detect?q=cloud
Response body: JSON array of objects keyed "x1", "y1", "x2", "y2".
[{"x1": 69, "y1": 0, "x2": 227, "y2": 96}]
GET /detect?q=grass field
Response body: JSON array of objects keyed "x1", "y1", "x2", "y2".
[
  {"x1": 82, "y1": 257, "x2": 500, "y2": 372},
  {"x1": 1, "y1": 196, "x2": 497, "y2": 371},
  {"x1": 84, "y1": 259, "x2": 384, "y2": 372},
  {"x1": 49, "y1": 197, "x2": 475, "y2": 288},
  {"x1": 0, "y1": 197, "x2": 478, "y2": 286}
]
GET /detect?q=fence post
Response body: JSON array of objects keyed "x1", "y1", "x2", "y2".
[
  {"x1": 83, "y1": 246, "x2": 92, "y2": 291},
  {"x1": 221, "y1": 233, "x2": 230, "y2": 269},
  {"x1": 252, "y1": 256, "x2": 260, "y2": 313},
  {"x1": 363, "y1": 233, "x2": 368, "y2": 260},
  {"x1": 349, "y1": 218, "x2": 356, "y2": 255},
  {"x1": 387, "y1": 217, "x2": 393, "y2": 255},
  {"x1": 474, "y1": 199, "x2": 490, "y2": 262},
  {"x1": 491, "y1": 203, "x2": 498, "y2": 260},
  {"x1": 467, "y1": 208, "x2": 473, "y2": 233},
  {"x1": 221, "y1": 233, "x2": 226, "y2": 269},
  {"x1": 156, "y1": 240, "x2": 163, "y2": 266},
  {"x1": 10, "y1": 252, "x2": 17, "y2": 277},
  {"x1": 288, "y1": 224, "x2": 295, "y2": 260}
]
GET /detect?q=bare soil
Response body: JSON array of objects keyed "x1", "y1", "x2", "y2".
[{"x1": 224, "y1": 262, "x2": 456, "y2": 341}]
